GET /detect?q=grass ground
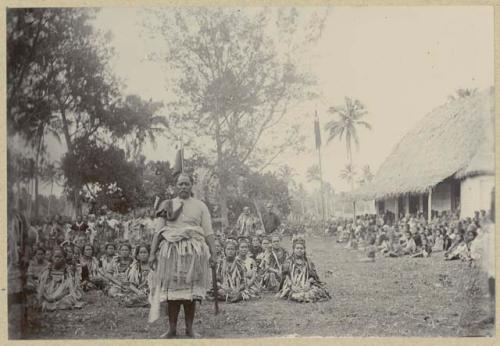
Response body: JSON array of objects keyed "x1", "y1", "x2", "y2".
[{"x1": 11, "y1": 235, "x2": 494, "y2": 339}]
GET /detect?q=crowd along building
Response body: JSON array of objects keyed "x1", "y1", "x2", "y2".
[{"x1": 354, "y1": 87, "x2": 495, "y2": 221}]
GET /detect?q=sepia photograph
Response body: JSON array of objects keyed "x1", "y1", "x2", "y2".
[{"x1": 6, "y1": 4, "x2": 496, "y2": 340}]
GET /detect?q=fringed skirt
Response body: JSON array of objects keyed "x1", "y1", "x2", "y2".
[{"x1": 149, "y1": 231, "x2": 210, "y2": 322}]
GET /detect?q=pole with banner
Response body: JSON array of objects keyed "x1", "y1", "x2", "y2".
[{"x1": 315, "y1": 111, "x2": 326, "y2": 222}]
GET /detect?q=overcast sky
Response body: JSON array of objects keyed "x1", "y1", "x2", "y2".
[{"x1": 44, "y1": 6, "x2": 494, "y2": 195}]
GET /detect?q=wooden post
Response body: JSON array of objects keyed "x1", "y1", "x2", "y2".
[
  {"x1": 428, "y1": 189, "x2": 433, "y2": 222},
  {"x1": 405, "y1": 194, "x2": 410, "y2": 216},
  {"x1": 315, "y1": 110, "x2": 326, "y2": 222},
  {"x1": 394, "y1": 197, "x2": 399, "y2": 221}
]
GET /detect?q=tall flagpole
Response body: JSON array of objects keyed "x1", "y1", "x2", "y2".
[
  {"x1": 315, "y1": 110, "x2": 326, "y2": 222},
  {"x1": 180, "y1": 128, "x2": 185, "y2": 173}
]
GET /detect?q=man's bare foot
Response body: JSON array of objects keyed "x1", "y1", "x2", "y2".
[
  {"x1": 186, "y1": 329, "x2": 201, "y2": 338},
  {"x1": 161, "y1": 330, "x2": 177, "y2": 338}
]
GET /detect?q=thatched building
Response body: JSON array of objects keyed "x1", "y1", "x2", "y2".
[{"x1": 354, "y1": 88, "x2": 495, "y2": 220}]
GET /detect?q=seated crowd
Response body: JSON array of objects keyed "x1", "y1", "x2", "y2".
[
  {"x1": 22, "y1": 210, "x2": 158, "y2": 311},
  {"x1": 210, "y1": 232, "x2": 330, "y2": 303},
  {"x1": 20, "y1": 210, "x2": 332, "y2": 312},
  {"x1": 333, "y1": 209, "x2": 493, "y2": 263}
]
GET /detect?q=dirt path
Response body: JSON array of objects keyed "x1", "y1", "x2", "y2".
[{"x1": 15, "y1": 236, "x2": 494, "y2": 339}]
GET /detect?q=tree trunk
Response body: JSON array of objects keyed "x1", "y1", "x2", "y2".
[
  {"x1": 214, "y1": 101, "x2": 229, "y2": 228},
  {"x1": 60, "y1": 107, "x2": 80, "y2": 214},
  {"x1": 349, "y1": 149, "x2": 356, "y2": 221},
  {"x1": 34, "y1": 126, "x2": 45, "y2": 219},
  {"x1": 48, "y1": 181, "x2": 53, "y2": 217}
]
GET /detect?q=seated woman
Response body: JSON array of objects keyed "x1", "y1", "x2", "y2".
[
  {"x1": 445, "y1": 226, "x2": 477, "y2": 261},
  {"x1": 99, "y1": 242, "x2": 117, "y2": 275},
  {"x1": 386, "y1": 233, "x2": 405, "y2": 257},
  {"x1": 214, "y1": 238, "x2": 224, "y2": 262},
  {"x1": 107, "y1": 243, "x2": 134, "y2": 297},
  {"x1": 260, "y1": 234, "x2": 288, "y2": 292},
  {"x1": 432, "y1": 230, "x2": 445, "y2": 253},
  {"x1": 277, "y1": 237, "x2": 330, "y2": 303},
  {"x1": 249, "y1": 236, "x2": 263, "y2": 259},
  {"x1": 400, "y1": 231, "x2": 417, "y2": 255},
  {"x1": 256, "y1": 236, "x2": 271, "y2": 269},
  {"x1": 79, "y1": 244, "x2": 106, "y2": 291},
  {"x1": 73, "y1": 233, "x2": 87, "y2": 258},
  {"x1": 36, "y1": 247, "x2": 85, "y2": 311},
  {"x1": 213, "y1": 240, "x2": 251, "y2": 303},
  {"x1": 411, "y1": 234, "x2": 433, "y2": 258},
  {"x1": 237, "y1": 241, "x2": 260, "y2": 298},
  {"x1": 122, "y1": 244, "x2": 152, "y2": 307},
  {"x1": 344, "y1": 228, "x2": 358, "y2": 250},
  {"x1": 377, "y1": 233, "x2": 392, "y2": 255},
  {"x1": 26, "y1": 246, "x2": 49, "y2": 292},
  {"x1": 359, "y1": 236, "x2": 377, "y2": 262},
  {"x1": 61, "y1": 242, "x2": 78, "y2": 277}
]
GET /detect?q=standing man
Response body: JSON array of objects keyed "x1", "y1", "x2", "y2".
[
  {"x1": 236, "y1": 206, "x2": 255, "y2": 237},
  {"x1": 70, "y1": 215, "x2": 89, "y2": 239},
  {"x1": 148, "y1": 172, "x2": 216, "y2": 338},
  {"x1": 262, "y1": 202, "x2": 281, "y2": 235}
]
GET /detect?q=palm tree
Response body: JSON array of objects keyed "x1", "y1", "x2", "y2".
[
  {"x1": 339, "y1": 164, "x2": 357, "y2": 189},
  {"x1": 306, "y1": 164, "x2": 321, "y2": 183},
  {"x1": 357, "y1": 164, "x2": 374, "y2": 186},
  {"x1": 324, "y1": 97, "x2": 371, "y2": 166},
  {"x1": 325, "y1": 97, "x2": 371, "y2": 219}
]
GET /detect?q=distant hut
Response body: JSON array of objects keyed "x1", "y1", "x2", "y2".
[{"x1": 354, "y1": 87, "x2": 494, "y2": 220}]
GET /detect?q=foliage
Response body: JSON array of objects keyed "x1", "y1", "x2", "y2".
[
  {"x1": 240, "y1": 170, "x2": 291, "y2": 217},
  {"x1": 146, "y1": 7, "x2": 326, "y2": 225},
  {"x1": 357, "y1": 165, "x2": 374, "y2": 186},
  {"x1": 60, "y1": 138, "x2": 144, "y2": 213},
  {"x1": 339, "y1": 164, "x2": 357, "y2": 187},
  {"x1": 307, "y1": 164, "x2": 321, "y2": 183},
  {"x1": 7, "y1": 8, "x2": 168, "y2": 212},
  {"x1": 448, "y1": 88, "x2": 478, "y2": 101},
  {"x1": 325, "y1": 97, "x2": 371, "y2": 164}
]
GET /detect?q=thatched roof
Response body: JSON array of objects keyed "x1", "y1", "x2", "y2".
[{"x1": 355, "y1": 87, "x2": 494, "y2": 200}]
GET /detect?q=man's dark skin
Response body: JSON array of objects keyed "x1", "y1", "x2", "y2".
[
  {"x1": 149, "y1": 174, "x2": 216, "y2": 338},
  {"x1": 262, "y1": 203, "x2": 281, "y2": 234}
]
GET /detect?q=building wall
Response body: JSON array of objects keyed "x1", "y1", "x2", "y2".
[
  {"x1": 384, "y1": 197, "x2": 397, "y2": 214},
  {"x1": 356, "y1": 200, "x2": 376, "y2": 214},
  {"x1": 431, "y1": 181, "x2": 452, "y2": 212},
  {"x1": 460, "y1": 175, "x2": 495, "y2": 218}
]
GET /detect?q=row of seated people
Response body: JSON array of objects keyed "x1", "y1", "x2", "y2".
[
  {"x1": 211, "y1": 234, "x2": 330, "y2": 303},
  {"x1": 26, "y1": 232, "x2": 331, "y2": 312},
  {"x1": 26, "y1": 241, "x2": 152, "y2": 311},
  {"x1": 335, "y1": 211, "x2": 493, "y2": 263}
]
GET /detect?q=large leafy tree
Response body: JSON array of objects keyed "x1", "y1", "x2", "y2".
[
  {"x1": 7, "y1": 8, "x2": 167, "y2": 214},
  {"x1": 147, "y1": 7, "x2": 326, "y2": 226}
]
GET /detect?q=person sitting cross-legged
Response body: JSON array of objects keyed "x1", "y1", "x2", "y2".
[
  {"x1": 212, "y1": 240, "x2": 252, "y2": 303},
  {"x1": 122, "y1": 244, "x2": 152, "y2": 307},
  {"x1": 277, "y1": 236, "x2": 330, "y2": 303},
  {"x1": 236, "y1": 240, "x2": 261, "y2": 299},
  {"x1": 107, "y1": 243, "x2": 134, "y2": 297},
  {"x1": 260, "y1": 234, "x2": 288, "y2": 292},
  {"x1": 26, "y1": 246, "x2": 49, "y2": 292},
  {"x1": 79, "y1": 243, "x2": 106, "y2": 291},
  {"x1": 36, "y1": 247, "x2": 85, "y2": 311}
]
